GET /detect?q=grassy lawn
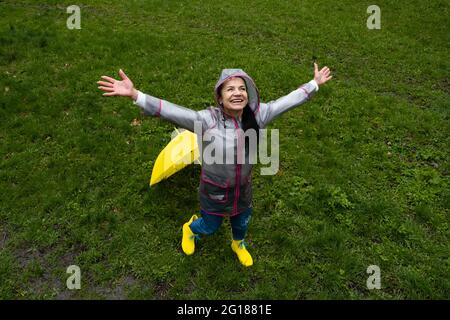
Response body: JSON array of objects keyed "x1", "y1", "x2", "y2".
[{"x1": 0, "y1": 0, "x2": 448, "y2": 299}]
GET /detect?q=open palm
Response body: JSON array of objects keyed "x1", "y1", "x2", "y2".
[
  {"x1": 314, "y1": 63, "x2": 332, "y2": 86},
  {"x1": 97, "y1": 69, "x2": 134, "y2": 97}
]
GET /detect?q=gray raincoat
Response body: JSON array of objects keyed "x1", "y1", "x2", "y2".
[{"x1": 134, "y1": 69, "x2": 318, "y2": 216}]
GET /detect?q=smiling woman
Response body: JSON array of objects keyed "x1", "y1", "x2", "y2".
[
  {"x1": 97, "y1": 64, "x2": 332, "y2": 267},
  {"x1": 218, "y1": 77, "x2": 249, "y2": 117}
]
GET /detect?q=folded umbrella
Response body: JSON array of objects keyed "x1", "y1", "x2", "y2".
[{"x1": 150, "y1": 128, "x2": 200, "y2": 186}]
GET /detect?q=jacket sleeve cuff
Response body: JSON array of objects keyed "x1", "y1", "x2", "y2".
[
  {"x1": 133, "y1": 90, "x2": 146, "y2": 108},
  {"x1": 309, "y1": 79, "x2": 319, "y2": 92}
]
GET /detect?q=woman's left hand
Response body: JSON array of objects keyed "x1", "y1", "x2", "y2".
[{"x1": 314, "y1": 63, "x2": 332, "y2": 86}]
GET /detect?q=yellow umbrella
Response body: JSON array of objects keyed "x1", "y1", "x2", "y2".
[{"x1": 150, "y1": 128, "x2": 200, "y2": 186}]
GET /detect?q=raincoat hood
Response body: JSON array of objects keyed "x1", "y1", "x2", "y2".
[{"x1": 214, "y1": 69, "x2": 260, "y2": 113}]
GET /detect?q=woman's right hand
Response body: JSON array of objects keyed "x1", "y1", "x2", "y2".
[{"x1": 97, "y1": 69, "x2": 138, "y2": 100}]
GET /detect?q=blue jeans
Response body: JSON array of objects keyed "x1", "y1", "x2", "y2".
[{"x1": 189, "y1": 207, "x2": 252, "y2": 240}]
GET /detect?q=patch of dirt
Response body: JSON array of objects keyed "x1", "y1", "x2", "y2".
[
  {"x1": 154, "y1": 280, "x2": 173, "y2": 299},
  {"x1": 90, "y1": 275, "x2": 138, "y2": 300}
]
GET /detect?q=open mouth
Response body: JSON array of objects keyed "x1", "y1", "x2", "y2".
[{"x1": 230, "y1": 99, "x2": 244, "y2": 104}]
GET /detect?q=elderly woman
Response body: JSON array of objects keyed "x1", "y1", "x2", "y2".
[{"x1": 98, "y1": 64, "x2": 332, "y2": 266}]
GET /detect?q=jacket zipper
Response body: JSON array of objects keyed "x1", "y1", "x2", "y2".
[{"x1": 232, "y1": 117, "x2": 241, "y2": 215}]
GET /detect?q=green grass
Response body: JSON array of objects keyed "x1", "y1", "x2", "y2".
[{"x1": 0, "y1": 0, "x2": 448, "y2": 299}]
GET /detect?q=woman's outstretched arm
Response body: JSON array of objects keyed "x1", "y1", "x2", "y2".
[
  {"x1": 97, "y1": 70, "x2": 211, "y2": 132},
  {"x1": 256, "y1": 62, "x2": 332, "y2": 128}
]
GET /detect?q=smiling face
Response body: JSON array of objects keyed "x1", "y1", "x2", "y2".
[{"x1": 218, "y1": 77, "x2": 248, "y2": 116}]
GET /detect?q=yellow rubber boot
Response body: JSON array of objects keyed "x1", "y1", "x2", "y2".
[
  {"x1": 182, "y1": 215, "x2": 198, "y2": 255},
  {"x1": 231, "y1": 240, "x2": 253, "y2": 267}
]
